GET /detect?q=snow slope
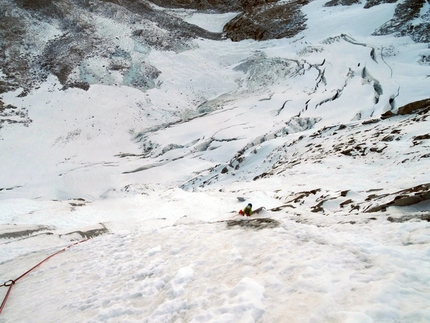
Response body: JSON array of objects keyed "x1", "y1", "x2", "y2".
[{"x1": 1, "y1": 0, "x2": 430, "y2": 322}]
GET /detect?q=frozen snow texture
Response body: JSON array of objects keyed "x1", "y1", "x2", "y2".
[{"x1": 1, "y1": 0, "x2": 430, "y2": 322}]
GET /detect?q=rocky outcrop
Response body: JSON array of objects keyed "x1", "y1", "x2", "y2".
[
  {"x1": 226, "y1": 218, "x2": 280, "y2": 230},
  {"x1": 0, "y1": 101, "x2": 32, "y2": 129},
  {"x1": 146, "y1": 0, "x2": 280, "y2": 12},
  {"x1": 381, "y1": 97, "x2": 430, "y2": 118},
  {"x1": 223, "y1": 0, "x2": 310, "y2": 41},
  {"x1": 364, "y1": 183, "x2": 430, "y2": 213},
  {"x1": 373, "y1": 0, "x2": 430, "y2": 43},
  {"x1": 1, "y1": 0, "x2": 429, "y2": 96},
  {"x1": 267, "y1": 183, "x2": 430, "y2": 218},
  {"x1": 324, "y1": 0, "x2": 360, "y2": 7},
  {"x1": 0, "y1": 223, "x2": 109, "y2": 241},
  {"x1": 398, "y1": 98, "x2": 430, "y2": 115},
  {"x1": 0, "y1": 225, "x2": 54, "y2": 239},
  {"x1": 0, "y1": 0, "x2": 221, "y2": 95},
  {"x1": 364, "y1": 0, "x2": 397, "y2": 9},
  {"x1": 387, "y1": 213, "x2": 430, "y2": 223}
]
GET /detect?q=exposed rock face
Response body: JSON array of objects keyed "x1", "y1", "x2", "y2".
[
  {"x1": 0, "y1": 0, "x2": 221, "y2": 95},
  {"x1": 0, "y1": 15, "x2": 33, "y2": 95},
  {"x1": 364, "y1": 183, "x2": 430, "y2": 213},
  {"x1": 373, "y1": 0, "x2": 430, "y2": 43},
  {"x1": 364, "y1": 0, "x2": 398, "y2": 9},
  {"x1": 381, "y1": 97, "x2": 430, "y2": 118},
  {"x1": 147, "y1": 0, "x2": 278, "y2": 12},
  {"x1": 324, "y1": 0, "x2": 360, "y2": 7},
  {"x1": 397, "y1": 98, "x2": 430, "y2": 115},
  {"x1": 0, "y1": 0, "x2": 429, "y2": 96},
  {"x1": 223, "y1": 0, "x2": 310, "y2": 41},
  {"x1": 226, "y1": 218, "x2": 280, "y2": 230},
  {"x1": 0, "y1": 102, "x2": 32, "y2": 129}
]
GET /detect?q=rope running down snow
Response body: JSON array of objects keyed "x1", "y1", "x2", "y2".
[{"x1": 0, "y1": 238, "x2": 90, "y2": 314}]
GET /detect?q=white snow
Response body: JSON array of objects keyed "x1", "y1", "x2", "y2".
[
  {"x1": 1, "y1": 0, "x2": 430, "y2": 322},
  {"x1": 169, "y1": 10, "x2": 239, "y2": 33}
]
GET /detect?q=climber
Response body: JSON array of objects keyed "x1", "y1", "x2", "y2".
[{"x1": 239, "y1": 203, "x2": 253, "y2": 216}]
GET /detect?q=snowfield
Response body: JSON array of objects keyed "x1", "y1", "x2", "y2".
[
  {"x1": 1, "y1": 0, "x2": 430, "y2": 322},
  {"x1": 1, "y1": 193, "x2": 430, "y2": 322}
]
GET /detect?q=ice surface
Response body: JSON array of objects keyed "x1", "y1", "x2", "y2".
[{"x1": 1, "y1": 0, "x2": 430, "y2": 322}]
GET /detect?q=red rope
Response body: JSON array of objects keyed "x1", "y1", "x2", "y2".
[{"x1": 0, "y1": 238, "x2": 90, "y2": 314}]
